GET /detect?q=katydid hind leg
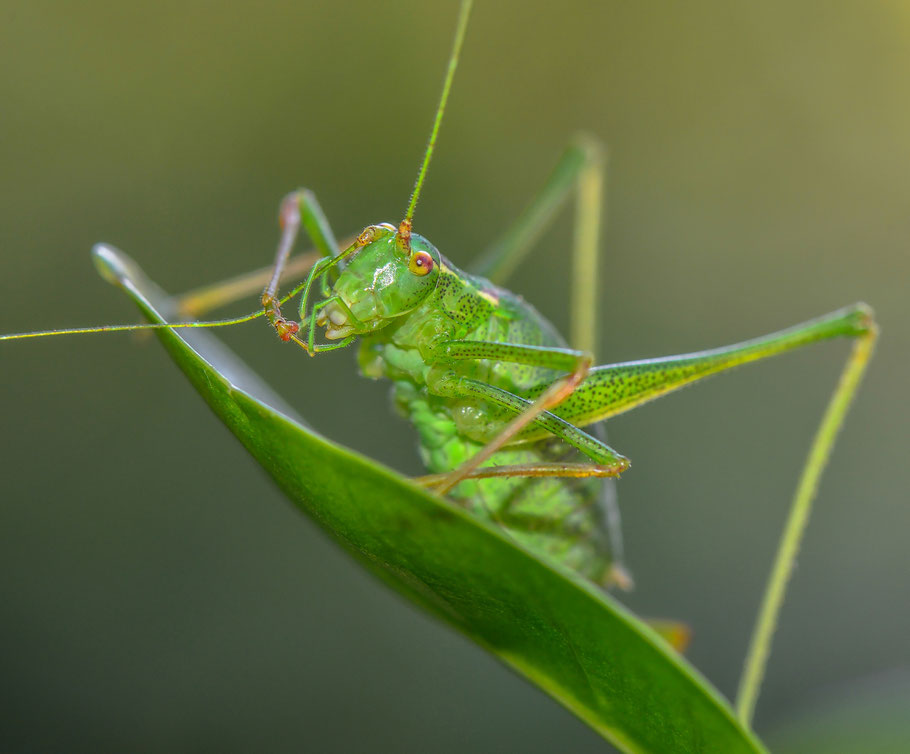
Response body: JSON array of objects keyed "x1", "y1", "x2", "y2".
[
  {"x1": 736, "y1": 317, "x2": 877, "y2": 723},
  {"x1": 531, "y1": 304, "x2": 876, "y2": 433},
  {"x1": 431, "y1": 306, "x2": 876, "y2": 478}
]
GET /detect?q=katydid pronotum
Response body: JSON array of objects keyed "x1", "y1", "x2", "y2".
[{"x1": 0, "y1": 0, "x2": 878, "y2": 729}]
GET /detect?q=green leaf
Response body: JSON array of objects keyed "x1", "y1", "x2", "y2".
[{"x1": 94, "y1": 244, "x2": 767, "y2": 754}]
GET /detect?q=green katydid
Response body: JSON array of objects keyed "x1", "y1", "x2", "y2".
[{"x1": 0, "y1": 0, "x2": 878, "y2": 727}]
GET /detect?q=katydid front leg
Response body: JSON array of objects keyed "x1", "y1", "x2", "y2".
[
  {"x1": 260, "y1": 189, "x2": 342, "y2": 345},
  {"x1": 423, "y1": 339, "x2": 630, "y2": 495}
]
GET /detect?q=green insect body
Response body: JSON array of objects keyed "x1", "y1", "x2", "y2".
[
  {"x1": 338, "y1": 227, "x2": 617, "y2": 583},
  {"x1": 282, "y1": 216, "x2": 874, "y2": 590}
]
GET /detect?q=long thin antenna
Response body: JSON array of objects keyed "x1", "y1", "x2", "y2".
[
  {"x1": 0, "y1": 281, "x2": 310, "y2": 343},
  {"x1": 0, "y1": 310, "x2": 266, "y2": 342},
  {"x1": 397, "y1": 0, "x2": 473, "y2": 251}
]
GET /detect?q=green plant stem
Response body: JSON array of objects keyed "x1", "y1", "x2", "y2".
[{"x1": 736, "y1": 326, "x2": 878, "y2": 726}]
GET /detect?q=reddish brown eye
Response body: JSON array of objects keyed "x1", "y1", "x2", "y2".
[{"x1": 408, "y1": 250, "x2": 434, "y2": 276}]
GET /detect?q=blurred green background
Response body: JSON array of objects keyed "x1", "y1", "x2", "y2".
[{"x1": 1, "y1": 1, "x2": 907, "y2": 751}]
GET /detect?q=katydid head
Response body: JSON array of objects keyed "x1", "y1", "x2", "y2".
[
  {"x1": 308, "y1": 0, "x2": 472, "y2": 345},
  {"x1": 315, "y1": 224, "x2": 441, "y2": 339}
]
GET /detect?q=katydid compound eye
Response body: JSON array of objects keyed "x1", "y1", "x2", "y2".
[{"x1": 409, "y1": 250, "x2": 434, "y2": 276}]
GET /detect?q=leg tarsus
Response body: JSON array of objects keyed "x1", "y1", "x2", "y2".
[{"x1": 603, "y1": 564, "x2": 635, "y2": 592}]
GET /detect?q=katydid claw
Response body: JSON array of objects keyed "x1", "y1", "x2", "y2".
[{"x1": 275, "y1": 319, "x2": 299, "y2": 342}]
